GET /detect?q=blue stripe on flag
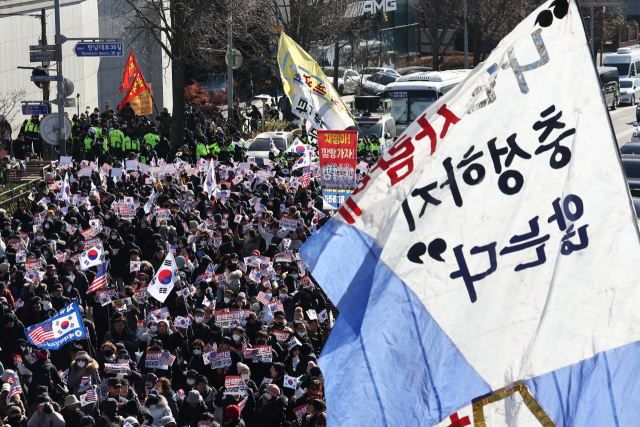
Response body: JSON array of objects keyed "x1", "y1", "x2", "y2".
[
  {"x1": 301, "y1": 220, "x2": 491, "y2": 427},
  {"x1": 526, "y1": 341, "x2": 640, "y2": 427}
]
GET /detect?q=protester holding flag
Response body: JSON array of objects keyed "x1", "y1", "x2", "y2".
[{"x1": 67, "y1": 351, "x2": 100, "y2": 399}]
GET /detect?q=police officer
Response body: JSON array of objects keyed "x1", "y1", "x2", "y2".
[
  {"x1": 139, "y1": 144, "x2": 151, "y2": 165},
  {"x1": 24, "y1": 115, "x2": 40, "y2": 157},
  {"x1": 123, "y1": 129, "x2": 140, "y2": 156},
  {"x1": 357, "y1": 136, "x2": 368, "y2": 158},
  {"x1": 195, "y1": 133, "x2": 209, "y2": 159},
  {"x1": 108, "y1": 123, "x2": 125, "y2": 153},
  {"x1": 143, "y1": 129, "x2": 160, "y2": 151},
  {"x1": 84, "y1": 128, "x2": 98, "y2": 159},
  {"x1": 368, "y1": 134, "x2": 380, "y2": 159}
]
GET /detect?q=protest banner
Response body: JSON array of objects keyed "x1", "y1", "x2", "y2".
[
  {"x1": 279, "y1": 215, "x2": 299, "y2": 231},
  {"x1": 144, "y1": 351, "x2": 168, "y2": 369},
  {"x1": 317, "y1": 130, "x2": 357, "y2": 208},
  {"x1": 209, "y1": 351, "x2": 232, "y2": 369},
  {"x1": 104, "y1": 363, "x2": 130, "y2": 373},
  {"x1": 224, "y1": 376, "x2": 248, "y2": 396},
  {"x1": 293, "y1": 404, "x2": 308, "y2": 424}
]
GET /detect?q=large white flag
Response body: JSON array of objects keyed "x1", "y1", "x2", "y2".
[
  {"x1": 300, "y1": 1, "x2": 640, "y2": 426},
  {"x1": 203, "y1": 159, "x2": 217, "y2": 198},
  {"x1": 144, "y1": 188, "x2": 155, "y2": 214},
  {"x1": 147, "y1": 249, "x2": 178, "y2": 302},
  {"x1": 79, "y1": 244, "x2": 105, "y2": 270},
  {"x1": 59, "y1": 172, "x2": 70, "y2": 203}
]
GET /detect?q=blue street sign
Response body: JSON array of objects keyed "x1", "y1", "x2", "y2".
[
  {"x1": 22, "y1": 105, "x2": 48, "y2": 115},
  {"x1": 73, "y1": 42, "x2": 124, "y2": 57}
]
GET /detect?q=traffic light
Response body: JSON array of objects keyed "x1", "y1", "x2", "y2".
[{"x1": 32, "y1": 67, "x2": 50, "y2": 90}]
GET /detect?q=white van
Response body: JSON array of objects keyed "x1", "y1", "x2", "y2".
[
  {"x1": 382, "y1": 70, "x2": 471, "y2": 134},
  {"x1": 602, "y1": 48, "x2": 640, "y2": 79}
]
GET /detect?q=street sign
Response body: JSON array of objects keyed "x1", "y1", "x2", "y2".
[
  {"x1": 73, "y1": 42, "x2": 124, "y2": 57},
  {"x1": 30, "y1": 45, "x2": 58, "y2": 51},
  {"x1": 22, "y1": 105, "x2": 49, "y2": 115},
  {"x1": 40, "y1": 114, "x2": 72, "y2": 145},
  {"x1": 226, "y1": 48, "x2": 243, "y2": 70},
  {"x1": 31, "y1": 75, "x2": 57, "y2": 82},
  {"x1": 30, "y1": 49, "x2": 61, "y2": 62}
]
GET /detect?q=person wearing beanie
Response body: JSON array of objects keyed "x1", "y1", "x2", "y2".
[
  {"x1": 28, "y1": 396, "x2": 64, "y2": 427},
  {"x1": 160, "y1": 415, "x2": 176, "y2": 427},
  {"x1": 224, "y1": 406, "x2": 245, "y2": 427},
  {"x1": 5, "y1": 405, "x2": 28, "y2": 427},
  {"x1": 177, "y1": 391, "x2": 206, "y2": 427},
  {"x1": 253, "y1": 384, "x2": 287, "y2": 427}
]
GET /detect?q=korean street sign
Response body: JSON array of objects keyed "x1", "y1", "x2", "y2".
[{"x1": 73, "y1": 42, "x2": 124, "y2": 57}]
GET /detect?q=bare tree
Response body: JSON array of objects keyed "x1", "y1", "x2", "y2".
[
  {"x1": 467, "y1": 0, "x2": 526, "y2": 66},
  {"x1": 265, "y1": 0, "x2": 330, "y2": 52},
  {"x1": 410, "y1": 0, "x2": 463, "y2": 71},
  {"x1": 0, "y1": 89, "x2": 27, "y2": 136},
  {"x1": 111, "y1": 0, "x2": 266, "y2": 145}
]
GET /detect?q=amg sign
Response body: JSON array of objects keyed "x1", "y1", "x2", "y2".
[{"x1": 344, "y1": 0, "x2": 397, "y2": 17}]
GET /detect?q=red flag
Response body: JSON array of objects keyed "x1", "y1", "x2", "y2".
[
  {"x1": 119, "y1": 70, "x2": 149, "y2": 111},
  {"x1": 119, "y1": 51, "x2": 140, "y2": 95}
]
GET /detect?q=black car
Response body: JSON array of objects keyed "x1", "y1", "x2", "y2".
[{"x1": 622, "y1": 154, "x2": 640, "y2": 197}]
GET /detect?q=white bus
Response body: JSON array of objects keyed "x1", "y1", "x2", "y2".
[
  {"x1": 602, "y1": 48, "x2": 640, "y2": 79},
  {"x1": 382, "y1": 70, "x2": 471, "y2": 134}
]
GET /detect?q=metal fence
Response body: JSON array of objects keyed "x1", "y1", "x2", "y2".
[{"x1": 0, "y1": 180, "x2": 40, "y2": 216}]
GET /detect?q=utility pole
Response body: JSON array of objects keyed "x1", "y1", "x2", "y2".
[
  {"x1": 41, "y1": 9, "x2": 49, "y2": 102},
  {"x1": 54, "y1": 0, "x2": 66, "y2": 156},
  {"x1": 227, "y1": 0, "x2": 234, "y2": 123},
  {"x1": 464, "y1": 0, "x2": 468, "y2": 69}
]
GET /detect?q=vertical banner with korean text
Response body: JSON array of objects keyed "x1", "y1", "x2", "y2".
[
  {"x1": 278, "y1": 32, "x2": 356, "y2": 144},
  {"x1": 318, "y1": 130, "x2": 357, "y2": 208}
]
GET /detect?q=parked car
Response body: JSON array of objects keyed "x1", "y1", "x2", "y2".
[
  {"x1": 361, "y1": 72, "x2": 399, "y2": 95},
  {"x1": 622, "y1": 154, "x2": 640, "y2": 197},
  {"x1": 621, "y1": 142, "x2": 640, "y2": 154},
  {"x1": 349, "y1": 113, "x2": 397, "y2": 155},
  {"x1": 619, "y1": 78, "x2": 640, "y2": 105},
  {"x1": 597, "y1": 67, "x2": 620, "y2": 110},
  {"x1": 246, "y1": 131, "x2": 294, "y2": 166},
  {"x1": 630, "y1": 121, "x2": 640, "y2": 143},
  {"x1": 321, "y1": 67, "x2": 361, "y2": 95}
]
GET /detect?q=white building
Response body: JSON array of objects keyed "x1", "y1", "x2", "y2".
[{"x1": 0, "y1": 0, "x2": 172, "y2": 139}]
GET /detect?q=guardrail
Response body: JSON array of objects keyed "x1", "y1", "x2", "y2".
[{"x1": 0, "y1": 179, "x2": 41, "y2": 216}]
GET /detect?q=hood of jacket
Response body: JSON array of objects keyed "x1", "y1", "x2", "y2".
[
  {"x1": 71, "y1": 358, "x2": 99, "y2": 372},
  {"x1": 145, "y1": 394, "x2": 168, "y2": 409}
]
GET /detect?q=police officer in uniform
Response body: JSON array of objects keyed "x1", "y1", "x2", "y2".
[
  {"x1": 84, "y1": 128, "x2": 98, "y2": 159},
  {"x1": 24, "y1": 115, "x2": 40, "y2": 157},
  {"x1": 108, "y1": 123, "x2": 125, "y2": 154},
  {"x1": 123, "y1": 129, "x2": 140, "y2": 157},
  {"x1": 143, "y1": 129, "x2": 160, "y2": 151}
]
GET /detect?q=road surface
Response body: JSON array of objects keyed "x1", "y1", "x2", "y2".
[{"x1": 607, "y1": 103, "x2": 637, "y2": 148}]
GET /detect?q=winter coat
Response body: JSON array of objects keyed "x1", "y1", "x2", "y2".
[
  {"x1": 102, "y1": 324, "x2": 139, "y2": 354},
  {"x1": 142, "y1": 395, "x2": 171, "y2": 427},
  {"x1": 0, "y1": 313, "x2": 26, "y2": 368},
  {"x1": 26, "y1": 410, "x2": 65, "y2": 427},
  {"x1": 4, "y1": 415, "x2": 28, "y2": 427},
  {"x1": 177, "y1": 401, "x2": 207, "y2": 427},
  {"x1": 67, "y1": 359, "x2": 100, "y2": 396},
  {"x1": 161, "y1": 389, "x2": 180, "y2": 419},
  {"x1": 250, "y1": 395, "x2": 288, "y2": 427},
  {"x1": 61, "y1": 407, "x2": 85, "y2": 427}
]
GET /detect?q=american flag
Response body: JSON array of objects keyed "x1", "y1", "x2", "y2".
[
  {"x1": 256, "y1": 291, "x2": 271, "y2": 305},
  {"x1": 7, "y1": 373, "x2": 23, "y2": 399},
  {"x1": 176, "y1": 389, "x2": 185, "y2": 402},
  {"x1": 27, "y1": 321, "x2": 55, "y2": 345},
  {"x1": 86, "y1": 262, "x2": 108, "y2": 294},
  {"x1": 300, "y1": 172, "x2": 311, "y2": 188},
  {"x1": 158, "y1": 351, "x2": 176, "y2": 366},
  {"x1": 241, "y1": 337, "x2": 248, "y2": 353},
  {"x1": 81, "y1": 388, "x2": 98, "y2": 405}
]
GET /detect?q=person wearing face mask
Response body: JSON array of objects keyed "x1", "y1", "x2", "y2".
[
  {"x1": 96, "y1": 342, "x2": 118, "y2": 372},
  {"x1": 181, "y1": 370, "x2": 199, "y2": 394},
  {"x1": 193, "y1": 282, "x2": 214, "y2": 312},
  {"x1": 61, "y1": 395, "x2": 85, "y2": 426},
  {"x1": 96, "y1": 398, "x2": 125, "y2": 427},
  {"x1": 5, "y1": 405, "x2": 28, "y2": 427},
  {"x1": 293, "y1": 344, "x2": 318, "y2": 379},
  {"x1": 142, "y1": 389, "x2": 171, "y2": 427},
  {"x1": 187, "y1": 309, "x2": 210, "y2": 345},
  {"x1": 32, "y1": 231, "x2": 47, "y2": 248},
  {"x1": 252, "y1": 384, "x2": 287, "y2": 427},
  {"x1": 275, "y1": 286, "x2": 295, "y2": 322},
  {"x1": 28, "y1": 349, "x2": 64, "y2": 403},
  {"x1": 137, "y1": 320, "x2": 159, "y2": 347},
  {"x1": 139, "y1": 340, "x2": 175, "y2": 382},
  {"x1": 223, "y1": 264, "x2": 242, "y2": 295},
  {"x1": 67, "y1": 351, "x2": 100, "y2": 404},
  {"x1": 213, "y1": 375, "x2": 255, "y2": 426},
  {"x1": 292, "y1": 321, "x2": 312, "y2": 346},
  {"x1": 220, "y1": 290, "x2": 236, "y2": 310}
]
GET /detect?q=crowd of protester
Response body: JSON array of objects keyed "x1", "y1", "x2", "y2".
[{"x1": 0, "y1": 104, "x2": 339, "y2": 427}]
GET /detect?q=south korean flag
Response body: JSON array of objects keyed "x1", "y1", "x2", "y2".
[
  {"x1": 147, "y1": 250, "x2": 178, "y2": 303},
  {"x1": 79, "y1": 244, "x2": 105, "y2": 270}
]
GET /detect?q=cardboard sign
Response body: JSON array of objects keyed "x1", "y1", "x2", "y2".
[
  {"x1": 209, "y1": 351, "x2": 232, "y2": 369},
  {"x1": 105, "y1": 363, "x2": 130, "y2": 373},
  {"x1": 279, "y1": 215, "x2": 298, "y2": 231},
  {"x1": 294, "y1": 404, "x2": 308, "y2": 423},
  {"x1": 25, "y1": 260, "x2": 42, "y2": 270},
  {"x1": 246, "y1": 345, "x2": 272, "y2": 363},
  {"x1": 224, "y1": 376, "x2": 248, "y2": 395},
  {"x1": 144, "y1": 351, "x2": 168, "y2": 369},
  {"x1": 84, "y1": 237, "x2": 101, "y2": 247},
  {"x1": 270, "y1": 329, "x2": 291, "y2": 342},
  {"x1": 215, "y1": 311, "x2": 240, "y2": 329}
]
